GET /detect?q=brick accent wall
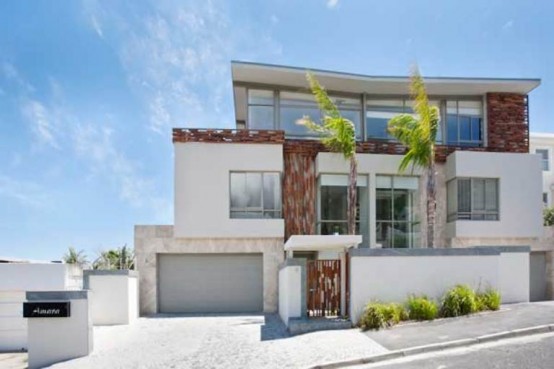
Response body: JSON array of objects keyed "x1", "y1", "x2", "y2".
[
  {"x1": 486, "y1": 93, "x2": 529, "y2": 153},
  {"x1": 173, "y1": 128, "x2": 285, "y2": 144}
]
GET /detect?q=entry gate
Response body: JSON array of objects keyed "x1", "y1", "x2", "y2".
[{"x1": 306, "y1": 259, "x2": 341, "y2": 317}]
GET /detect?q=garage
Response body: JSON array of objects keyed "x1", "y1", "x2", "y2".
[{"x1": 158, "y1": 253, "x2": 263, "y2": 313}]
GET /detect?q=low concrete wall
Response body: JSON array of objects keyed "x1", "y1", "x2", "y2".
[
  {"x1": 0, "y1": 263, "x2": 82, "y2": 352},
  {"x1": 493, "y1": 247, "x2": 530, "y2": 304},
  {"x1": 83, "y1": 270, "x2": 139, "y2": 326},
  {"x1": 349, "y1": 248, "x2": 513, "y2": 324},
  {"x1": 278, "y1": 259, "x2": 305, "y2": 327},
  {"x1": 26, "y1": 291, "x2": 92, "y2": 369}
]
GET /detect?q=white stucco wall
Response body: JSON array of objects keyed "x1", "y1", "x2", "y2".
[
  {"x1": 278, "y1": 265, "x2": 301, "y2": 326},
  {"x1": 349, "y1": 253, "x2": 500, "y2": 324},
  {"x1": 0, "y1": 263, "x2": 80, "y2": 351},
  {"x1": 0, "y1": 263, "x2": 74, "y2": 291},
  {"x1": 445, "y1": 151, "x2": 543, "y2": 240},
  {"x1": 88, "y1": 274, "x2": 138, "y2": 325},
  {"x1": 499, "y1": 251, "x2": 530, "y2": 303},
  {"x1": 27, "y1": 296, "x2": 92, "y2": 369},
  {"x1": 0, "y1": 291, "x2": 26, "y2": 351},
  {"x1": 174, "y1": 142, "x2": 285, "y2": 238}
]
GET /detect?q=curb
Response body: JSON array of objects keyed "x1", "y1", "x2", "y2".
[{"x1": 310, "y1": 324, "x2": 554, "y2": 369}]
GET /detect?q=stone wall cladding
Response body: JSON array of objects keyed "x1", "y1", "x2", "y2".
[{"x1": 134, "y1": 225, "x2": 284, "y2": 315}]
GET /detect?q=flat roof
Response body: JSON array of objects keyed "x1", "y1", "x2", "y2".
[
  {"x1": 231, "y1": 61, "x2": 541, "y2": 95},
  {"x1": 284, "y1": 235, "x2": 363, "y2": 251}
]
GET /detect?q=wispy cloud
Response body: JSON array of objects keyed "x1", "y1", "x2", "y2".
[
  {"x1": 502, "y1": 20, "x2": 514, "y2": 30},
  {"x1": 21, "y1": 99, "x2": 61, "y2": 149},
  {"x1": 85, "y1": 0, "x2": 282, "y2": 134},
  {"x1": 0, "y1": 175, "x2": 48, "y2": 207},
  {"x1": 327, "y1": 0, "x2": 340, "y2": 9}
]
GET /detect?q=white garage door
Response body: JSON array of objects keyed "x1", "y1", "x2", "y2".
[{"x1": 158, "y1": 253, "x2": 263, "y2": 313}]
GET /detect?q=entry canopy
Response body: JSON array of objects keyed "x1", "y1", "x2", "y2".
[{"x1": 284, "y1": 235, "x2": 363, "y2": 251}]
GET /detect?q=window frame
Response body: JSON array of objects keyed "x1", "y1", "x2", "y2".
[
  {"x1": 229, "y1": 171, "x2": 282, "y2": 219},
  {"x1": 375, "y1": 175, "x2": 420, "y2": 249},
  {"x1": 447, "y1": 177, "x2": 500, "y2": 222},
  {"x1": 535, "y1": 148, "x2": 550, "y2": 172}
]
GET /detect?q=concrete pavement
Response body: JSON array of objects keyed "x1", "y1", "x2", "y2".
[
  {"x1": 364, "y1": 301, "x2": 554, "y2": 350},
  {"x1": 356, "y1": 332, "x2": 554, "y2": 368}
]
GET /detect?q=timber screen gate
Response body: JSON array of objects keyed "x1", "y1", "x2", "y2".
[{"x1": 306, "y1": 259, "x2": 341, "y2": 317}]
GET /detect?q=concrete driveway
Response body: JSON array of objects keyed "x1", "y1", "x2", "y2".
[{"x1": 38, "y1": 314, "x2": 385, "y2": 369}]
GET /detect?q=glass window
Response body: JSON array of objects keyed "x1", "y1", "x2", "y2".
[
  {"x1": 318, "y1": 175, "x2": 368, "y2": 244},
  {"x1": 447, "y1": 178, "x2": 499, "y2": 222},
  {"x1": 543, "y1": 192, "x2": 549, "y2": 207},
  {"x1": 536, "y1": 149, "x2": 550, "y2": 171},
  {"x1": 446, "y1": 100, "x2": 483, "y2": 147},
  {"x1": 366, "y1": 99, "x2": 404, "y2": 140},
  {"x1": 376, "y1": 176, "x2": 420, "y2": 248},
  {"x1": 247, "y1": 89, "x2": 274, "y2": 129},
  {"x1": 230, "y1": 172, "x2": 281, "y2": 219}
]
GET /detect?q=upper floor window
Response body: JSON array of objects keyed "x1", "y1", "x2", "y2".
[
  {"x1": 247, "y1": 90, "x2": 275, "y2": 130},
  {"x1": 447, "y1": 178, "x2": 498, "y2": 222},
  {"x1": 446, "y1": 100, "x2": 483, "y2": 147},
  {"x1": 536, "y1": 149, "x2": 550, "y2": 171},
  {"x1": 365, "y1": 99, "x2": 441, "y2": 141},
  {"x1": 230, "y1": 172, "x2": 281, "y2": 219}
]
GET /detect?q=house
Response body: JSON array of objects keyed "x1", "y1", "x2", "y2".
[
  {"x1": 530, "y1": 132, "x2": 554, "y2": 207},
  {"x1": 135, "y1": 61, "x2": 544, "y2": 316}
]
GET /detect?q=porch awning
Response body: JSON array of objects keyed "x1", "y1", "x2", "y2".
[{"x1": 284, "y1": 235, "x2": 363, "y2": 251}]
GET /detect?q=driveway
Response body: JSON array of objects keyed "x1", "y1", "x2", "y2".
[{"x1": 42, "y1": 314, "x2": 385, "y2": 369}]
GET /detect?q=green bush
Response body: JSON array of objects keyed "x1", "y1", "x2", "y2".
[
  {"x1": 440, "y1": 285, "x2": 477, "y2": 317},
  {"x1": 359, "y1": 302, "x2": 407, "y2": 330},
  {"x1": 476, "y1": 289, "x2": 501, "y2": 311},
  {"x1": 544, "y1": 207, "x2": 554, "y2": 226},
  {"x1": 406, "y1": 295, "x2": 438, "y2": 320}
]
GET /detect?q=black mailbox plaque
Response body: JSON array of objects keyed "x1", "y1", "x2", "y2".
[{"x1": 23, "y1": 302, "x2": 71, "y2": 318}]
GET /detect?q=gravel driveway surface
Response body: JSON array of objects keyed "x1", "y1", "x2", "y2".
[{"x1": 47, "y1": 314, "x2": 386, "y2": 369}]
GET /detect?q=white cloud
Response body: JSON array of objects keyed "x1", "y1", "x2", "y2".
[
  {"x1": 327, "y1": 0, "x2": 340, "y2": 9},
  {"x1": 2, "y1": 62, "x2": 35, "y2": 92},
  {"x1": 86, "y1": 0, "x2": 282, "y2": 134},
  {"x1": 0, "y1": 175, "x2": 47, "y2": 207},
  {"x1": 21, "y1": 99, "x2": 60, "y2": 149},
  {"x1": 502, "y1": 20, "x2": 514, "y2": 30}
]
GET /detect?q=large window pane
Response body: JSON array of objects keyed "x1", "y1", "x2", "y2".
[
  {"x1": 263, "y1": 173, "x2": 281, "y2": 211},
  {"x1": 376, "y1": 190, "x2": 392, "y2": 221},
  {"x1": 245, "y1": 173, "x2": 262, "y2": 208},
  {"x1": 393, "y1": 190, "x2": 409, "y2": 221},
  {"x1": 320, "y1": 186, "x2": 348, "y2": 221},
  {"x1": 366, "y1": 100, "x2": 404, "y2": 139},
  {"x1": 472, "y1": 178, "x2": 485, "y2": 211},
  {"x1": 248, "y1": 89, "x2": 274, "y2": 105},
  {"x1": 230, "y1": 173, "x2": 247, "y2": 209},
  {"x1": 446, "y1": 100, "x2": 483, "y2": 146},
  {"x1": 458, "y1": 179, "x2": 471, "y2": 215},
  {"x1": 280, "y1": 106, "x2": 320, "y2": 135},
  {"x1": 459, "y1": 116, "x2": 471, "y2": 141},
  {"x1": 248, "y1": 106, "x2": 274, "y2": 129},
  {"x1": 447, "y1": 178, "x2": 499, "y2": 221}
]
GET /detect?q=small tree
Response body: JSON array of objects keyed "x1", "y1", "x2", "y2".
[
  {"x1": 298, "y1": 73, "x2": 358, "y2": 235},
  {"x1": 62, "y1": 247, "x2": 88, "y2": 267},
  {"x1": 387, "y1": 66, "x2": 439, "y2": 247},
  {"x1": 544, "y1": 207, "x2": 554, "y2": 226},
  {"x1": 92, "y1": 245, "x2": 135, "y2": 270}
]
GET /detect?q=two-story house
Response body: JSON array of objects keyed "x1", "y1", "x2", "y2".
[
  {"x1": 530, "y1": 132, "x2": 554, "y2": 207},
  {"x1": 135, "y1": 61, "x2": 543, "y2": 315}
]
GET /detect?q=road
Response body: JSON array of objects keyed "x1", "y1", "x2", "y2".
[{"x1": 358, "y1": 332, "x2": 554, "y2": 369}]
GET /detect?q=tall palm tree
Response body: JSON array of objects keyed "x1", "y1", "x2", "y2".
[
  {"x1": 62, "y1": 247, "x2": 88, "y2": 267},
  {"x1": 298, "y1": 73, "x2": 358, "y2": 235},
  {"x1": 387, "y1": 66, "x2": 440, "y2": 248}
]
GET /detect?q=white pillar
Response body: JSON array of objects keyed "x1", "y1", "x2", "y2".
[
  {"x1": 26, "y1": 290, "x2": 92, "y2": 369},
  {"x1": 369, "y1": 173, "x2": 377, "y2": 248}
]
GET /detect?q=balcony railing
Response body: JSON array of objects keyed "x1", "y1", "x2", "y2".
[{"x1": 172, "y1": 128, "x2": 285, "y2": 144}]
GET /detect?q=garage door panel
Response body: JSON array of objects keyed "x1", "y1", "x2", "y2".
[{"x1": 158, "y1": 254, "x2": 263, "y2": 313}]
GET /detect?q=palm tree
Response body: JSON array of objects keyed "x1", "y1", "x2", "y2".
[
  {"x1": 387, "y1": 66, "x2": 440, "y2": 248},
  {"x1": 92, "y1": 245, "x2": 135, "y2": 270},
  {"x1": 62, "y1": 247, "x2": 88, "y2": 267},
  {"x1": 298, "y1": 73, "x2": 358, "y2": 235}
]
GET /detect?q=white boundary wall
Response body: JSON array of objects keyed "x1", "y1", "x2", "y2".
[
  {"x1": 278, "y1": 263, "x2": 302, "y2": 327},
  {"x1": 84, "y1": 270, "x2": 139, "y2": 325},
  {"x1": 0, "y1": 263, "x2": 82, "y2": 352},
  {"x1": 349, "y1": 248, "x2": 530, "y2": 324}
]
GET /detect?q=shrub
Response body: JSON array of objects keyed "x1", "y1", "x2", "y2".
[
  {"x1": 476, "y1": 289, "x2": 501, "y2": 311},
  {"x1": 440, "y1": 285, "x2": 477, "y2": 318},
  {"x1": 359, "y1": 302, "x2": 407, "y2": 330},
  {"x1": 406, "y1": 295, "x2": 438, "y2": 321},
  {"x1": 544, "y1": 207, "x2": 554, "y2": 226}
]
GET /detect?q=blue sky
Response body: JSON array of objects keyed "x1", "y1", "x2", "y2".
[{"x1": 0, "y1": 0, "x2": 552, "y2": 261}]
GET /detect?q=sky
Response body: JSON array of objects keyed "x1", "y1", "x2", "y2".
[{"x1": 1, "y1": 0, "x2": 553, "y2": 261}]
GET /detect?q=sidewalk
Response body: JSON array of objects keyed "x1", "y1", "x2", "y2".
[{"x1": 364, "y1": 301, "x2": 554, "y2": 351}]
